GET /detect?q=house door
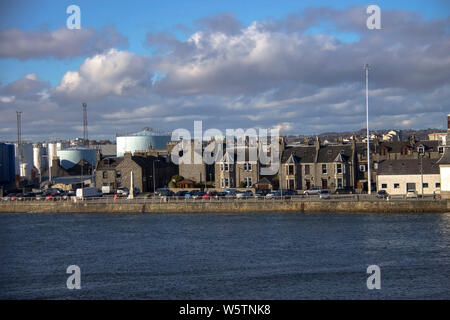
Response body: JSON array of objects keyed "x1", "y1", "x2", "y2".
[
  {"x1": 305, "y1": 180, "x2": 310, "y2": 190},
  {"x1": 288, "y1": 179, "x2": 295, "y2": 190},
  {"x1": 322, "y1": 179, "x2": 328, "y2": 189}
]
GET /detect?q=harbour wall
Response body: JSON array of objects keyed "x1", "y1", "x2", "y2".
[{"x1": 0, "y1": 199, "x2": 449, "y2": 214}]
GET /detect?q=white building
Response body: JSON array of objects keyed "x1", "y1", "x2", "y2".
[
  {"x1": 377, "y1": 158, "x2": 441, "y2": 196},
  {"x1": 436, "y1": 114, "x2": 450, "y2": 199}
]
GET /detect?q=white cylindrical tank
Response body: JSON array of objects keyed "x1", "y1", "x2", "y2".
[
  {"x1": 15, "y1": 142, "x2": 33, "y2": 177},
  {"x1": 116, "y1": 129, "x2": 171, "y2": 157},
  {"x1": 33, "y1": 143, "x2": 44, "y2": 174},
  {"x1": 48, "y1": 142, "x2": 57, "y2": 168},
  {"x1": 20, "y1": 163, "x2": 29, "y2": 179},
  {"x1": 56, "y1": 147, "x2": 97, "y2": 170}
]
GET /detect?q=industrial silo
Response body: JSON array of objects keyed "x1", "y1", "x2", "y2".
[
  {"x1": 116, "y1": 128, "x2": 171, "y2": 157},
  {"x1": 33, "y1": 143, "x2": 47, "y2": 174},
  {"x1": 56, "y1": 147, "x2": 97, "y2": 170},
  {"x1": 14, "y1": 142, "x2": 33, "y2": 178},
  {"x1": 47, "y1": 142, "x2": 57, "y2": 168}
]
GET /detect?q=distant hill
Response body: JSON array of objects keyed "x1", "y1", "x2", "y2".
[{"x1": 286, "y1": 128, "x2": 446, "y2": 143}]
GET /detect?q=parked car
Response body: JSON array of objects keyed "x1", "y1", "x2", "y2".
[
  {"x1": 236, "y1": 190, "x2": 254, "y2": 198},
  {"x1": 319, "y1": 189, "x2": 331, "y2": 199},
  {"x1": 3, "y1": 193, "x2": 17, "y2": 200},
  {"x1": 158, "y1": 189, "x2": 175, "y2": 197},
  {"x1": 406, "y1": 190, "x2": 418, "y2": 198},
  {"x1": 376, "y1": 190, "x2": 388, "y2": 199},
  {"x1": 266, "y1": 190, "x2": 282, "y2": 198},
  {"x1": 303, "y1": 187, "x2": 321, "y2": 196},
  {"x1": 334, "y1": 188, "x2": 353, "y2": 194},
  {"x1": 202, "y1": 190, "x2": 218, "y2": 199},
  {"x1": 21, "y1": 192, "x2": 36, "y2": 200},
  {"x1": 175, "y1": 190, "x2": 189, "y2": 197},
  {"x1": 255, "y1": 189, "x2": 271, "y2": 196},
  {"x1": 116, "y1": 187, "x2": 129, "y2": 197}
]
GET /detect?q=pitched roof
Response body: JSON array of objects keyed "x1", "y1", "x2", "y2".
[
  {"x1": 377, "y1": 158, "x2": 440, "y2": 175},
  {"x1": 437, "y1": 147, "x2": 450, "y2": 165}
]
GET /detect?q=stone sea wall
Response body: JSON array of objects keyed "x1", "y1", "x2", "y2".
[{"x1": 0, "y1": 199, "x2": 449, "y2": 214}]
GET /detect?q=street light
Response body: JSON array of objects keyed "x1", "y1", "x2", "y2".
[{"x1": 152, "y1": 159, "x2": 160, "y2": 194}]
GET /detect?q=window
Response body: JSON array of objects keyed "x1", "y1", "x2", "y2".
[
  {"x1": 337, "y1": 178, "x2": 343, "y2": 188},
  {"x1": 244, "y1": 177, "x2": 253, "y2": 187},
  {"x1": 220, "y1": 178, "x2": 225, "y2": 188},
  {"x1": 423, "y1": 183, "x2": 429, "y2": 188},
  {"x1": 305, "y1": 165, "x2": 310, "y2": 175},
  {"x1": 322, "y1": 164, "x2": 327, "y2": 174},
  {"x1": 224, "y1": 178, "x2": 229, "y2": 187},
  {"x1": 359, "y1": 165, "x2": 366, "y2": 172},
  {"x1": 224, "y1": 163, "x2": 229, "y2": 171},
  {"x1": 436, "y1": 183, "x2": 441, "y2": 188},
  {"x1": 220, "y1": 164, "x2": 224, "y2": 171},
  {"x1": 116, "y1": 170, "x2": 121, "y2": 178},
  {"x1": 394, "y1": 183, "x2": 400, "y2": 189},
  {"x1": 417, "y1": 146, "x2": 424, "y2": 155},
  {"x1": 438, "y1": 147, "x2": 444, "y2": 154},
  {"x1": 103, "y1": 171, "x2": 108, "y2": 179},
  {"x1": 381, "y1": 183, "x2": 387, "y2": 189},
  {"x1": 244, "y1": 163, "x2": 248, "y2": 171},
  {"x1": 288, "y1": 165, "x2": 294, "y2": 175},
  {"x1": 247, "y1": 163, "x2": 252, "y2": 171},
  {"x1": 337, "y1": 164, "x2": 342, "y2": 174}
]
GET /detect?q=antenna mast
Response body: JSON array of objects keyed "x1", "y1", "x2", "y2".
[
  {"x1": 82, "y1": 103, "x2": 88, "y2": 146},
  {"x1": 16, "y1": 111, "x2": 23, "y2": 164}
]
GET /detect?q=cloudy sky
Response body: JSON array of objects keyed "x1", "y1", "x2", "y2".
[{"x1": 0, "y1": 0, "x2": 449, "y2": 142}]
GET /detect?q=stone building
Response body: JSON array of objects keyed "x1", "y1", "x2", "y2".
[
  {"x1": 176, "y1": 139, "x2": 215, "y2": 185},
  {"x1": 279, "y1": 138, "x2": 358, "y2": 192},
  {"x1": 95, "y1": 152, "x2": 177, "y2": 192},
  {"x1": 214, "y1": 147, "x2": 259, "y2": 188}
]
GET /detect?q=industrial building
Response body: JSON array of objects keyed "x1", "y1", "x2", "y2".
[{"x1": 0, "y1": 142, "x2": 15, "y2": 185}]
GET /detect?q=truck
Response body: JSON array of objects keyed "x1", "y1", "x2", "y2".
[
  {"x1": 76, "y1": 187, "x2": 102, "y2": 199},
  {"x1": 101, "y1": 185, "x2": 113, "y2": 195}
]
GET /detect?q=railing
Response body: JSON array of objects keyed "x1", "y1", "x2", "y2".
[{"x1": 1, "y1": 193, "x2": 442, "y2": 204}]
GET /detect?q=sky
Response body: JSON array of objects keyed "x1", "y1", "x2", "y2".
[{"x1": 0, "y1": 0, "x2": 449, "y2": 142}]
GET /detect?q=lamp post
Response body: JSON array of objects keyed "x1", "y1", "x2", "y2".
[
  {"x1": 365, "y1": 63, "x2": 372, "y2": 195},
  {"x1": 420, "y1": 152, "x2": 424, "y2": 198}
]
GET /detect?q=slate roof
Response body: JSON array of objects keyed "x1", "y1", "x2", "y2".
[
  {"x1": 281, "y1": 146, "x2": 316, "y2": 163},
  {"x1": 281, "y1": 145, "x2": 353, "y2": 163},
  {"x1": 97, "y1": 157, "x2": 123, "y2": 170},
  {"x1": 377, "y1": 158, "x2": 440, "y2": 175}
]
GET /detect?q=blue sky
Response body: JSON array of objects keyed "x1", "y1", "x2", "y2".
[
  {"x1": 1, "y1": 0, "x2": 448, "y2": 86},
  {"x1": 0, "y1": 0, "x2": 449, "y2": 140}
]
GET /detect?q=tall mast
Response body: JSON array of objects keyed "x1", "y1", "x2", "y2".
[{"x1": 365, "y1": 64, "x2": 371, "y2": 195}]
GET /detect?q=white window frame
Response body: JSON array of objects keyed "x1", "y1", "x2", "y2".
[{"x1": 336, "y1": 164, "x2": 342, "y2": 174}]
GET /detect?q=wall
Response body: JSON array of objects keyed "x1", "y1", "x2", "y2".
[{"x1": 1, "y1": 199, "x2": 449, "y2": 214}]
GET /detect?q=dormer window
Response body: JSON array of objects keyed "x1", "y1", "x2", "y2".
[
  {"x1": 417, "y1": 146, "x2": 425, "y2": 155},
  {"x1": 438, "y1": 146, "x2": 444, "y2": 154}
]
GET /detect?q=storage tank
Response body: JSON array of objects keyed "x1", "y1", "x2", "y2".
[
  {"x1": 14, "y1": 142, "x2": 33, "y2": 178},
  {"x1": 33, "y1": 143, "x2": 47, "y2": 174},
  {"x1": 57, "y1": 147, "x2": 97, "y2": 170},
  {"x1": 47, "y1": 142, "x2": 57, "y2": 168},
  {"x1": 116, "y1": 128, "x2": 171, "y2": 157}
]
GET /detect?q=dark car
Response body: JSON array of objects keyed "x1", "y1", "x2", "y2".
[
  {"x1": 159, "y1": 190, "x2": 175, "y2": 197},
  {"x1": 334, "y1": 188, "x2": 353, "y2": 194},
  {"x1": 255, "y1": 189, "x2": 271, "y2": 196},
  {"x1": 376, "y1": 190, "x2": 388, "y2": 199},
  {"x1": 3, "y1": 193, "x2": 16, "y2": 200},
  {"x1": 21, "y1": 192, "x2": 36, "y2": 199},
  {"x1": 175, "y1": 190, "x2": 189, "y2": 197}
]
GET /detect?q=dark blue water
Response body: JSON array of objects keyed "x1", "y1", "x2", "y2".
[{"x1": 1, "y1": 212, "x2": 449, "y2": 299}]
